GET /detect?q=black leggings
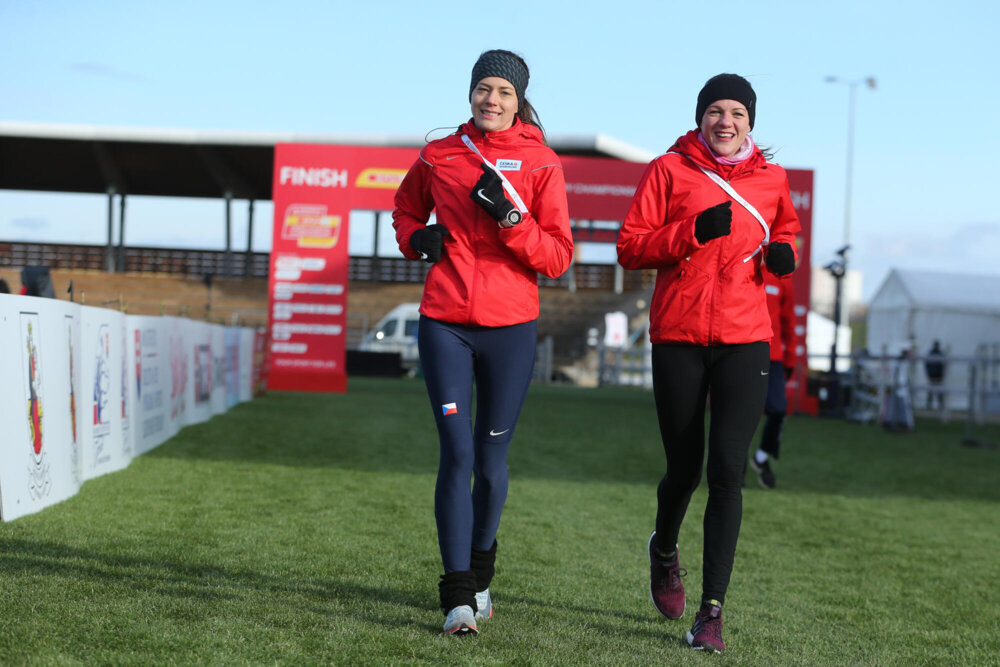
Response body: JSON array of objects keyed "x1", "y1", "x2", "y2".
[{"x1": 651, "y1": 342, "x2": 769, "y2": 605}]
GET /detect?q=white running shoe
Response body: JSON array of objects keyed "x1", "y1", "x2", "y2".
[
  {"x1": 442, "y1": 605, "x2": 478, "y2": 636},
  {"x1": 474, "y1": 588, "x2": 493, "y2": 620}
]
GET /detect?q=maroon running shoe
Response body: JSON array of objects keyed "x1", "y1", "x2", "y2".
[
  {"x1": 648, "y1": 531, "x2": 686, "y2": 620},
  {"x1": 686, "y1": 602, "x2": 725, "y2": 653}
]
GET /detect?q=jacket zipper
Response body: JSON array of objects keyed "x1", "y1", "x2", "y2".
[
  {"x1": 707, "y1": 176, "x2": 733, "y2": 345},
  {"x1": 469, "y1": 132, "x2": 487, "y2": 324}
]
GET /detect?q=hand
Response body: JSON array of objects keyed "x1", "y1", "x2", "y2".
[
  {"x1": 765, "y1": 241, "x2": 795, "y2": 276},
  {"x1": 694, "y1": 201, "x2": 732, "y2": 244},
  {"x1": 784, "y1": 366, "x2": 794, "y2": 381},
  {"x1": 470, "y1": 163, "x2": 517, "y2": 223},
  {"x1": 409, "y1": 224, "x2": 451, "y2": 263}
]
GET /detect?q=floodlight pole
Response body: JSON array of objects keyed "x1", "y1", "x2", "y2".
[
  {"x1": 825, "y1": 76, "x2": 876, "y2": 250},
  {"x1": 824, "y1": 76, "x2": 876, "y2": 387}
]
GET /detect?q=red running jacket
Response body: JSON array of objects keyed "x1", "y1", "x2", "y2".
[
  {"x1": 393, "y1": 118, "x2": 573, "y2": 327},
  {"x1": 617, "y1": 130, "x2": 800, "y2": 345},
  {"x1": 764, "y1": 271, "x2": 798, "y2": 366}
]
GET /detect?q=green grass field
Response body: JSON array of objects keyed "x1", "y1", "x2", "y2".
[{"x1": 1, "y1": 377, "x2": 998, "y2": 665}]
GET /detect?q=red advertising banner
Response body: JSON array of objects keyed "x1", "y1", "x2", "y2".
[
  {"x1": 268, "y1": 144, "x2": 419, "y2": 393},
  {"x1": 785, "y1": 168, "x2": 815, "y2": 415},
  {"x1": 561, "y1": 156, "x2": 649, "y2": 241}
]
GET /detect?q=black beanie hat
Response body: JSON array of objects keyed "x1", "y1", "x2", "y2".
[
  {"x1": 696, "y1": 73, "x2": 756, "y2": 129},
  {"x1": 469, "y1": 50, "x2": 529, "y2": 109}
]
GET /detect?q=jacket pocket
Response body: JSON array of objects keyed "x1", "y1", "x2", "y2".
[{"x1": 651, "y1": 261, "x2": 712, "y2": 341}]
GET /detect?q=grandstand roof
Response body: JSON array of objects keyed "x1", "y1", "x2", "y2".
[{"x1": 0, "y1": 121, "x2": 656, "y2": 201}]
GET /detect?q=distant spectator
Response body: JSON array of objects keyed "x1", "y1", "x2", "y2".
[
  {"x1": 882, "y1": 348, "x2": 915, "y2": 432},
  {"x1": 20, "y1": 266, "x2": 56, "y2": 298},
  {"x1": 924, "y1": 340, "x2": 946, "y2": 409},
  {"x1": 0, "y1": 277, "x2": 10, "y2": 294}
]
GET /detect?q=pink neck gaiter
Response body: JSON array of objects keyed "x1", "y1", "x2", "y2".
[{"x1": 698, "y1": 131, "x2": 755, "y2": 165}]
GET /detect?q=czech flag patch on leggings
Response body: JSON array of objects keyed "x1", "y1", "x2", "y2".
[{"x1": 441, "y1": 402, "x2": 458, "y2": 416}]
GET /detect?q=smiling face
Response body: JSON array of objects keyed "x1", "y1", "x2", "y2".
[
  {"x1": 699, "y1": 99, "x2": 751, "y2": 157},
  {"x1": 471, "y1": 76, "x2": 518, "y2": 133}
]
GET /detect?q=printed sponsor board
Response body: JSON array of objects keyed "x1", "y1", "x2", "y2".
[
  {"x1": 79, "y1": 307, "x2": 127, "y2": 480},
  {"x1": 0, "y1": 297, "x2": 82, "y2": 520},
  {"x1": 129, "y1": 316, "x2": 175, "y2": 455},
  {"x1": 238, "y1": 328, "x2": 255, "y2": 403},
  {"x1": 211, "y1": 324, "x2": 227, "y2": 416},
  {"x1": 225, "y1": 327, "x2": 242, "y2": 408}
]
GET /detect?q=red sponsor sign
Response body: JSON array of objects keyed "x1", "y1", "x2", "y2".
[
  {"x1": 561, "y1": 156, "x2": 649, "y2": 221},
  {"x1": 784, "y1": 168, "x2": 816, "y2": 415},
  {"x1": 269, "y1": 145, "x2": 418, "y2": 393}
]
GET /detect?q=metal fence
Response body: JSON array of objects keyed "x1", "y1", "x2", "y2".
[
  {"x1": 595, "y1": 336, "x2": 1000, "y2": 430},
  {"x1": 1, "y1": 241, "x2": 657, "y2": 292},
  {"x1": 840, "y1": 345, "x2": 1000, "y2": 425}
]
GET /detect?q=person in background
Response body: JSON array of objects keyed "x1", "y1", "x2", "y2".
[
  {"x1": 392, "y1": 49, "x2": 573, "y2": 637},
  {"x1": 617, "y1": 73, "x2": 800, "y2": 653},
  {"x1": 924, "y1": 340, "x2": 946, "y2": 410},
  {"x1": 749, "y1": 271, "x2": 798, "y2": 489},
  {"x1": 0, "y1": 277, "x2": 10, "y2": 293}
]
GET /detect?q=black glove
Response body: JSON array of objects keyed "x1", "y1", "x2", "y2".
[
  {"x1": 470, "y1": 163, "x2": 517, "y2": 223},
  {"x1": 784, "y1": 366, "x2": 794, "y2": 381},
  {"x1": 765, "y1": 241, "x2": 795, "y2": 276},
  {"x1": 694, "y1": 201, "x2": 732, "y2": 244},
  {"x1": 409, "y1": 224, "x2": 451, "y2": 263}
]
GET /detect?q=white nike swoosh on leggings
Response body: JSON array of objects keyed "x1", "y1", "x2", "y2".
[
  {"x1": 477, "y1": 189, "x2": 494, "y2": 205},
  {"x1": 761, "y1": 370, "x2": 769, "y2": 375},
  {"x1": 489, "y1": 428, "x2": 510, "y2": 436}
]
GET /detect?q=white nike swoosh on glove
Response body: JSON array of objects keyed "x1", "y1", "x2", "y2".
[{"x1": 477, "y1": 189, "x2": 494, "y2": 205}]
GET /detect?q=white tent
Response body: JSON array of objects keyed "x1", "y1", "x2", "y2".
[
  {"x1": 806, "y1": 311, "x2": 852, "y2": 372},
  {"x1": 866, "y1": 268, "x2": 1000, "y2": 409}
]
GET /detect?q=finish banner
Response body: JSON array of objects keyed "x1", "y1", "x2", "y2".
[
  {"x1": 269, "y1": 144, "x2": 418, "y2": 393},
  {"x1": 784, "y1": 168, "x2": 815, "y2": 415}
]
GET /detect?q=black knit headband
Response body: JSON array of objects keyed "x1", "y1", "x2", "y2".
[{"x1": 469, "y1": 51, "x2": 529, "y2": 108}]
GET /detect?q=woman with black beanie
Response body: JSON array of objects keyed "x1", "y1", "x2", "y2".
[
  {"x1": 393, "y1": 49, "x2": 573, "y2": 636},
  {"x1": 617, "y1": 73, "x2": 800, "y2": 653}
]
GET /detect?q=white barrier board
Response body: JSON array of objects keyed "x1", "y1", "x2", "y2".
[
  {"x1": 0, "y1": 296, "x2": 260, "y2": 521},
  {"x1": 0, "y1": 296, "x2": 83, "y2": 520},
  {"x1": 79, "y1": 306, "x2": 129, "y2": 480}
]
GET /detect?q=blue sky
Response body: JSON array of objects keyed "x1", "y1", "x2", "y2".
[{"x1": 2, "y1": 0, "x2": 998, "y2": 301}]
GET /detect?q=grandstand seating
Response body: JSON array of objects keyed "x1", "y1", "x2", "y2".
[{"x1": 2, "y1": 241, "x2": 656, "y2": 374}]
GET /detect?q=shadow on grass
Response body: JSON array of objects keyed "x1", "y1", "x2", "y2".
[
  {"x1": 143, "y1": 378, "x2": 1000, "y2": 504},
  {"x1": 0, "y1": 535, "x2": 441, "y2": 635},
  {"x1": 0, "y1": 536, "x2": 684, "y2": 642}
]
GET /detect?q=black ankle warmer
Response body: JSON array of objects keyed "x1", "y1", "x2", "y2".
[
  {"x1": 470, "y1": 540, "x2": 498, "y2": 592},
  {"x1": 438, "y1": 570, "x2": 477, "y2": 613}
]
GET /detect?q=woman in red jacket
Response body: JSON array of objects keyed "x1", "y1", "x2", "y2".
[
  {"x1": 617, "y1": 73, "x2": 800, "y2": 653},
  {"x1": 392, "y1": 49, "x2": 573, "y2": 637},
  {"x1": 750, "y1": 271, "x2": 800, "y2": 489}
]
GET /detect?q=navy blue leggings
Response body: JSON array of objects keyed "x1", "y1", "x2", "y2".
[{"x1": 418, "y1": 315, "x2": 537, "y2": 573}]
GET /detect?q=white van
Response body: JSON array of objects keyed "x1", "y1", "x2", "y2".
[{"x1": 359, "y1": 302, "x2": 421, "y2": 369}]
